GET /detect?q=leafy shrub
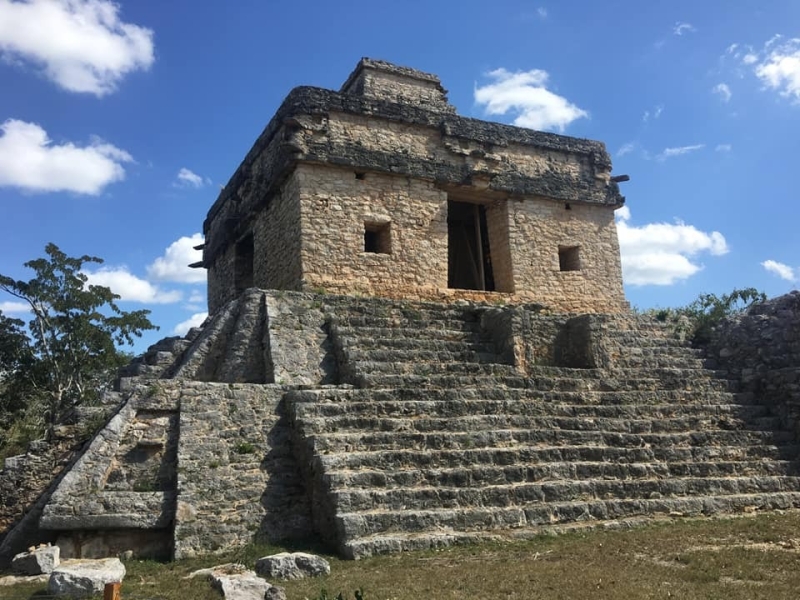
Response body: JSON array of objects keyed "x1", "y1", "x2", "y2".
[
  {"x1": 234, "y1": 441, "x2": 257, "y2": 454},
  {"x1": 644, "y1": 287, "x2": 766, "y2": 345}
]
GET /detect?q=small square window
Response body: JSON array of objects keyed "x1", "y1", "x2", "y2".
[
  {"x1": 558, "y1": 246, "x2": 581, "y2": 271},
  {"x1": 364, "y1": 222, "x2": 391, "y2": 254}
]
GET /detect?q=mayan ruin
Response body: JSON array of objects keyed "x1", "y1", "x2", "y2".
[{"x1": 2, "y1": 58, "x2": 800, "y2": 568}]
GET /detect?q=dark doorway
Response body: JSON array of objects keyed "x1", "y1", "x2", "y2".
[
  {"x1": 234, "y1": 234, "x2": 254, "y2": 293},
  {"x1": 448, "y1": 200, "x2": 495, "y2": 291}
]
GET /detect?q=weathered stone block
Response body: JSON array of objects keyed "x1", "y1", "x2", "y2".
[
  {"x1": 255, "y1": 552, "x2": 331, "y2": 580},
  {"x1": 12, "y1": 544, "x2": 59, "y2": 574},
  {"x1": 48, "y1": 558, "x2": 125, "y2": 598}
]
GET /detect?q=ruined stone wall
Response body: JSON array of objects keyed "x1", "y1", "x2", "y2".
[
  {"x1": 296, "y1": 162, "x2": 450, "y2": 297},
  {"x1": 507, "y1": 197, "x2": 627, "y2": 313},
  {"x1": 324, "y1": 112, "x2": 599, "y2": 189},
  {"x1": 174, "y1": 382, "x2": 311, "y2": 559},
  {"x1": 708, "y1": 292, "x2": 800, "y2": 435},
  {"x1": 341, "y1": 67, "x2": 455, "y2": 114},
  {"x1": 0, "y1": 434, "x2": 86, "y2": 563}
]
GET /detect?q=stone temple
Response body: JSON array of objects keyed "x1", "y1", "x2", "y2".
[
  {"x1": 1, "y1": 59, "x2": 799, "y2": 565},
  {"x1": 199, "y1": 58, "x2": 628, "y2": 314}
]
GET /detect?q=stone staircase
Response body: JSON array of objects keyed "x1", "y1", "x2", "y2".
[
  {"x1": 328, "y1": 304, "x2": 520, "y2": 388},
  {"x1": 288, "y1": 304, "x2": 800, "y2": 558}
]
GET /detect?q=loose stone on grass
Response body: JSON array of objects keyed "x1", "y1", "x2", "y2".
[
  {"x1": 12, "y1": 544, "x2": 60, "y2": 574},
  {"x1": 255, "y1": 552, "x2": 331, "y2": 580},
  {"x1": 47, "y1": 558, "x2": 125, "y2": 598}
]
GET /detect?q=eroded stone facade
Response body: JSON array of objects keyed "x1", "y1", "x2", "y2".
[{"x1": 200, "y1": 58, "x2": 628, "y2": 314}]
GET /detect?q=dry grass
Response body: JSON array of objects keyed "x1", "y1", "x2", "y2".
[{"x1": 5, "y1": 512, "x2": 800, "y2": 599}]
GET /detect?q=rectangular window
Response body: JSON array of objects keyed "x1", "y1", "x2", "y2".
[
  {"x1": 558, "y1": 246, "x2": 581, "y2": 271},
  {"x1": 364, "y1": 222, "x2": 391, "y2": 254}
]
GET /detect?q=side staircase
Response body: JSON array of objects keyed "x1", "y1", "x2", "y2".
[{"x1": 288, "y1": 302, "x2": 800, "y2": 558}]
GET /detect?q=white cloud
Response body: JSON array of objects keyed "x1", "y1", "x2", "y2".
[
  {"x1": 642, "y1": 104, "x2": 663, "y2": 123},
  {"x1": 172, "y1": 312, "x2": 207, "y2": 336},
  {"x1": 715, "y1": 144, "x2": 732, "y2": 152},
  {"x1": 175, "y1": 168, "x2": 208, "y2": 188},
  {"x1": 0, "y1": 0, "x2": 154, "y2": 96},
  {"x1": 84, "y1": 267, "x2": 182, "y2": 304},
  {"x1": 0, "y1": 119, "x2": 132, "y2": 194},
  {"x1": 616, "y1": 208, "x2": 729, "y2": 286},
  {"x1": 761, "y1": 259, "x2": 797, "y2": 282},
  {"x1": 673, "y1": 22, "x2": 696, "y2": 36},
  {"x1": 656, "y1": 144, "x2": 705, "y2": 161},
  {"x1": 753, "y1": 37, "x2": 800, "y2": 102},
  {"x1": 712, "y1": 83, "x2": 732, "y2": 102},
  {"x1": 0, "y1": 300, "x2": 30, "y2": 314},
  {"x1": 728, "y1": 36, "x2": 800, "y2": 103},
  {"x1": 188, "y1": 290, "x2": 204, "y2": 304},
  {"x1": 537, "y1": 7, "x2": 547, "y2": 18},
  {"x1": 147, "y1": 233, "x2": 205, "y2": 284},
  {"x1": 474, "y1": 68, "x2": 588, "y2": 132},
  {"x1": 616, "y1": 142, "x2": 636, "y2": 157}
]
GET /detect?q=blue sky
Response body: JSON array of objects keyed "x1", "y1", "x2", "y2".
[{"x1": 0, "y1": 0, "x2": 798, "y2": 352}]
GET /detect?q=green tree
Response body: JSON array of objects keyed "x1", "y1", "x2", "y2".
[
  {"x1": 0, "y1": 311, "x2": 39, "y2": 420},
  {"x1": 0, "y1": 243, "x2": 157, "y2": 430},
  {"x1": 650, "y1": 287, "x2": 766, "y2": 345}
]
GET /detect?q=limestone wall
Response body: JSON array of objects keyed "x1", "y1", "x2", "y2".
[
  {"x1": 296, "y1": 163, "x2": 449, "y2": 298},
  {"x1": 207, "y1": 243, "x2": 236, "y2": 316},
  {"x1": 174, "y1": 382, "x2": 311, "y2": 559},
  {"x1": 507, "y1": 197, "x2": 626, "y2": 313},
  {"x1": 207, "y1": 176, "x2": 304, "y2": 314},
  {"x1": 291, "y1": 160, "x2": 626, "y2": 312},
  {"x1": 252, "y1": 173, "x2": 303, "y2": 293}
]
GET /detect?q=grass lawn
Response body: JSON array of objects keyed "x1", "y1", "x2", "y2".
[{"x1": 4, "y1": 511, "x2": 800, "y2": 599}]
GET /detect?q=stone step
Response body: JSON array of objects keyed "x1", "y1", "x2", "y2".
[
  {"x1": 338, "y1": 337, "x2": 497, "y2": 354},
  {"x1": 527, "y1": 374, "x2": 738, "y2": 393},
  {"x1": 306, "y1": 428, "x2": 795, "y2": 454},
  {"x1": 352, "y1": 361, "x2": 515, "y2": 376},
  {"x1": 317, "y1": 443, "x2": 800, "y2": 472},
  {"x1": 298, "y1": 413, "x2": 784, "y2": 436},
  {"x1": 599, "y1": 335, "x2": 690, "y2": 348},
  {"x1": 609, "y1": 356, "x2": 710, "y2": 370},
  {"x1": 527, "y1": 365, "x2": 727, "y2": 380},
  {"x1": 338, "y1": 492, "x2": 800, "y2": 557},
  {"x1": 326, "y1": 459, "x2": 800, "y2": 490},
  {"x1": 331, "y1": 305, "x2": 479, "y2": 323},
  {"x1": 356, "y1": 373, "x2": 529, "y2": 389},
  {"x1": 332, "y1": 315, "x2": 482, "y2": 331},
  {"x1": 288, "y1": 387, "x2": 756, "y2": 406},
  {"x1": 332, "y1": 325, "x2": 488, "y2": 342},
  {"x1": 292, "y1": 397, "x2": 767, "y2": 424},
  {"x1": 341, "y1": 348, "x2": 502, "y2": 365},
  {"x1": 620, "y1": 346, "x2": 705, "y2": 358},
  {"x1": 330, "y1": 475, "x2": 800, "y2": 514}
]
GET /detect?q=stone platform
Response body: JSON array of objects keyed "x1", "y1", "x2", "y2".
[{"x1": 1, "y1": 290, "x2": 799, "y2": 563}]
